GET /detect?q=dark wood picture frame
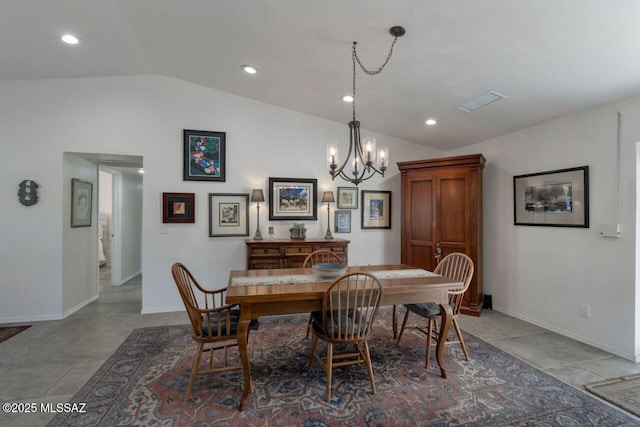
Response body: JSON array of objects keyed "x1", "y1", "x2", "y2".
[
  {"x1": 208, "y1": 193, "x2": 249, "y2": 237},
  {"x1": 361, "y1": 190, "x2": 391, "y2": 229},
  {"x1": 268, "y1": 177, "x2": 318, "y2": 220},
  {"x1": 513, "y1": 166, "x2": 589, "y2": 227},
  {"x1": 183, "y1": 129, "x2": 226, "y2": 181},
  {"x1": 162, "y1": 192, "x2": 195, "y2": 223},
  {"x1": 337, "y1": 186, "x2": 358, "y2": 209},
  {"x1": 71, "y1": 178, "x2": 93, "y2": 227}
]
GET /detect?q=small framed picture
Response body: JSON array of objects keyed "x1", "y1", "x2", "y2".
[
  {"x1": 183, "y1": 129, "x2": 226, "y2": 182},
  {"x1": 337, "y1": 187, "x2": 358, "y2": 209},
  {"x1": 334, "y1": 210, "x2": 351, "y2": 233},
  {"x1": 71, "y1": 178, "x2": 93, "y2": 227},
  {"x1": 268, "y1": 177, "x2": 318, "y2": 220},
  {"x1": 361, "y1": 190, "x2": 391, "y2": 229},
  {"x1": 162, "y1": 193, "x2": 195, "y2": 223},
  {"x1": 209, "y1": 193, "x2": 249, "y2": 237}
]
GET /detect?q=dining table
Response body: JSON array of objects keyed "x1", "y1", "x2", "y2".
[{"x1": 226, "y1": 264, "x2": 464, "y2": 411}]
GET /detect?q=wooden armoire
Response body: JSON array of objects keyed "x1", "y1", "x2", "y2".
[{"x1": 398, "y1": 154, "x2": 485, "y2": 316}]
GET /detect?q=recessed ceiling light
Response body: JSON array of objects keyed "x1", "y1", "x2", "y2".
[
  {"x1": 60, "y1": 34, "x2": 79, "y2": 45},
  {"x1": 342, "y1": 95, "x2": 354, "y2": 102},
  {"x1": 137, "y1": 168, "x2": 144, "y2": 174},
  {"x1": 242, "y1": 65, "x2": 257, "y2": 74},
  {"x1": 425, "y1": 119, "x2": 437, "y2": 126}
]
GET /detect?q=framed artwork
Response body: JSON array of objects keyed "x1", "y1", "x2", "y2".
[
  {"x1": 337, "y1": 186, "x2": 358, "y2": 209},
  {"x1": 361, "y1": 190, "x2": 391, "y2": 229},
  {"x1": 162, "y1": 193, "x2": 195, "y2": 223},
  {"x1": 334, "y1": 210, "x2": 351, "y2": 233},
  {"x1": 514, "y1": 166, "x2": 589, "y2": 227},
  {"x1": 209, "y1": 193, "x2": 249, "y2": 237},
  {"x1": 268, "y1": 177, "x2": 318, "y2": 220},
  {"x1": 183, "y1": 129, "x2": 226, "y2": 182},
  {"x1": 71, "y1": 178, "x2": 93, "y2": 227}
]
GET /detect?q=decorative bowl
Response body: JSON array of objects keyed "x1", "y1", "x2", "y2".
[{"x1": 312, "y1": 262, "x2": 347, "y2": 279}]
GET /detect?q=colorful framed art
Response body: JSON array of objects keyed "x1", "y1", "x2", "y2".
[
  {"x1": 268, "y1": 177, "x2": 318, "y2": 220},
  {"x1": 162, "y1": 193, "x2": 195, "y2": 223},
  {"x1": 183, "y1": 129, "x2": 226, "y2": 182}
]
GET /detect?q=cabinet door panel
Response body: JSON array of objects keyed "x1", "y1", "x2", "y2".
[
  {"x1": 438, "y1": 176, "x2": 467, "y2": 246},
  {"x1": 409, "y1": 179, "x2": 434, "y2": 242}
]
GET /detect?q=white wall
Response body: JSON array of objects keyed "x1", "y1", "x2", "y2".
[
  {"x1": 450, "y1": 97, "x2": 640, "y2": 361},
  {"x1": 62, "y1": 154, "x2": 99, "y2": 316},
  {"x1": 118, "y1": 170, "x2": 143, "y2": 284},
  {"x1": 0, "y1": 75, "x2": 438, "y2": 322}
]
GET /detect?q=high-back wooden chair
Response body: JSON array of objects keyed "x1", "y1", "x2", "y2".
[
  {"x1": 308, "y1": 272, "x2": 383, "y2": 401},
  {"x1": 171, "y1": 262, "x2": 259, "y2": 399},
  {"x1": 303, "y1": 250, "x2": 343, "y2": 338},
  {"x1": 396, "y1": 253, "x2": 474, "y2": 368}
]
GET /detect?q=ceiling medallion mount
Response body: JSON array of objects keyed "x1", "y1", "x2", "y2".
[{"x1": 327, "y1": 26, "x2": 406, "y2": 186}]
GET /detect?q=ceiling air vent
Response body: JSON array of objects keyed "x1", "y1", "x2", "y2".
[{"x1": 457, "y1": 91, "x2": 506, "y2": 112}]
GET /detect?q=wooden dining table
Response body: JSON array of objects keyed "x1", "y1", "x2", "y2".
[{"x1": 226, "y1": 264, "x2": 464, "y2": 411}]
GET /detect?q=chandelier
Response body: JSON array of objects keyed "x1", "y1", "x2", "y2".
[{"x1": 327, "y1": 26, "x2": 405, "y2": 185}]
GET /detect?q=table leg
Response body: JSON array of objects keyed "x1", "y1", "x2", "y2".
[
  {"x1": 237, "y1": 319, "x2": 252, "y2": 411},
  {"x1": 435, "y1": 303, "x2": 453, "y2": 379}
]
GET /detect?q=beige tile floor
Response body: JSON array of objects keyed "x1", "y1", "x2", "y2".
[{"x1": 1, "y1": 273, "x2": 639, "y2": 426}]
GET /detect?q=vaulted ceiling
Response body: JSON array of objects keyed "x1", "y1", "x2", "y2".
[{"x1": 3, "y1": 0, "x2": 640, "y2": 151}]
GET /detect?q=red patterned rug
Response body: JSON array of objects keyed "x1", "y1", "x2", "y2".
[
  {"x1": 48, "y1": 309, "x2": 638, "y2": 426},
  {"x1": 0, "y1": 325, "x2": 30, "y2": 343}
]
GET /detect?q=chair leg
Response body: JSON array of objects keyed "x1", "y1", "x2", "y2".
[
  {"x1": 452, "y1": 318, "x2": 470, "y2": 361},
  {"x1": 425, "y1": 318, "x2": 435, "y2": 368},
  {"x1": 185, "y1": 342, "x2": 204, "y2": 399},
  {"x1": 362, "y1": 341, "x2": 376, "y2": 395},
  {"x1": 396, "y1": 309, "x2": 411, "y2": 345},
  {"x1": 308, "y1": 333, "x2": 318, "y2": 370},
  {"x1": 392, "y1": 305, "x2": 397, "y2": 339},
  {"x1": 325, "y1": 343, "x2": 333, "y2": 401},
  {"x1": 306, "y1": 315, "x2": 312, "y2": 338}
]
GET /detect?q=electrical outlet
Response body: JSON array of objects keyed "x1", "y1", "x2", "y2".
[{"x1": 580, "y1": 304, "x2": 591, "y2": 318}]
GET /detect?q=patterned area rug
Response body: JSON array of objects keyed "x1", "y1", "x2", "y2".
[
  {"x1": 586, "y1": 374, "x2": 640, "y2": 418},
  {"x1": 48, "y1": 309, "x2": 638, "y2": 426},
  {"x1": 0, "y1": 325, "x2": 30, "y2": 343}
]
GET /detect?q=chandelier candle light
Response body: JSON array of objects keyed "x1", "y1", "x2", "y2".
[
  {"x1": 251, "y1": 189, "x2": 265, "y2": 240},
  {"x1": 327, "y1": 26, "x2": 405, "y2": 186},
  {"x1": 322, "y1": 191, "x2": 335, "y2": 240}
]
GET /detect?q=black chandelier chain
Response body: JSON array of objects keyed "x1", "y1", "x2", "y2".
[{"x1": 351, "y1": 35, "x2": 401, "y2": 121}]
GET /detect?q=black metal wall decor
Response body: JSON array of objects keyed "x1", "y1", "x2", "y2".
[{"x1": 18, "y1": 180, "x2": 39, "y2": 206}]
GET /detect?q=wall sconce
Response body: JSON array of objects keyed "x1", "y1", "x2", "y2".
[
  {"x1": 251, "y1": 189, "x2": 265, "y2": 240},
  {"x1": 322, "y1": 191, "x2": 335, "y2": 240}
]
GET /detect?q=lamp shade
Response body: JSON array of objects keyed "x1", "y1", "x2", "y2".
[
  {"x1": 321, "y1": 191, "x2": 335, "y2": 204},
  {"x1": 251, "y1": 189, "x2": 265, "y2": 202}
]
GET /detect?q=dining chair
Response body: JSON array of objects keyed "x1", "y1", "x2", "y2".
[
  {"x1": 396, "y1": 252, "x2": 474, "y2": 368},
  {"x1": 308, "y1": 272, "x2": 383, "y2": 401},
  {"x1": 171, "y1": 262, "x2": 259, "y2": 399},
  {"x1": 303, "y1": 249, "x2": 344, "y2": 338}
]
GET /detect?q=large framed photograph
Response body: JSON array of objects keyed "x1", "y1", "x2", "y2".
[
  {"x1": 361, "y1": 190, "x2": 391, "y2": 229},
  {"x1": 71, "y1": 178, "x2": 93, "y2": 228},
  {"x1": 162, "y1": 192, "x2": 195, "y2": 223},
  {"x1": 268, "y1": 177, "x2": 317, "y2": 220},
  {"x1": 209, "y1": 193, "x2": 249, "y2": 237},
  {"x1": 334, "y1": 210, "x2": 351, "y2": 233},
  {"x1": 183, "y1": 129, "x2": 226, "y2": 182},
  {"x1": 337, "y1": 187, "x2": 358, "y2": 209},
  {"x1": 513, "y1": 166, "x2": 589, "y2": 227}
]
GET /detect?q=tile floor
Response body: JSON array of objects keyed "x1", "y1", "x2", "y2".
[{"x1": 1, "y1": 274, "x2": 639, "y2": 426}]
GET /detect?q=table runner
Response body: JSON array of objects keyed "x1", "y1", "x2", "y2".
[{"x1": 230, "y1": 269, "x2": 438, "y2": 286}]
